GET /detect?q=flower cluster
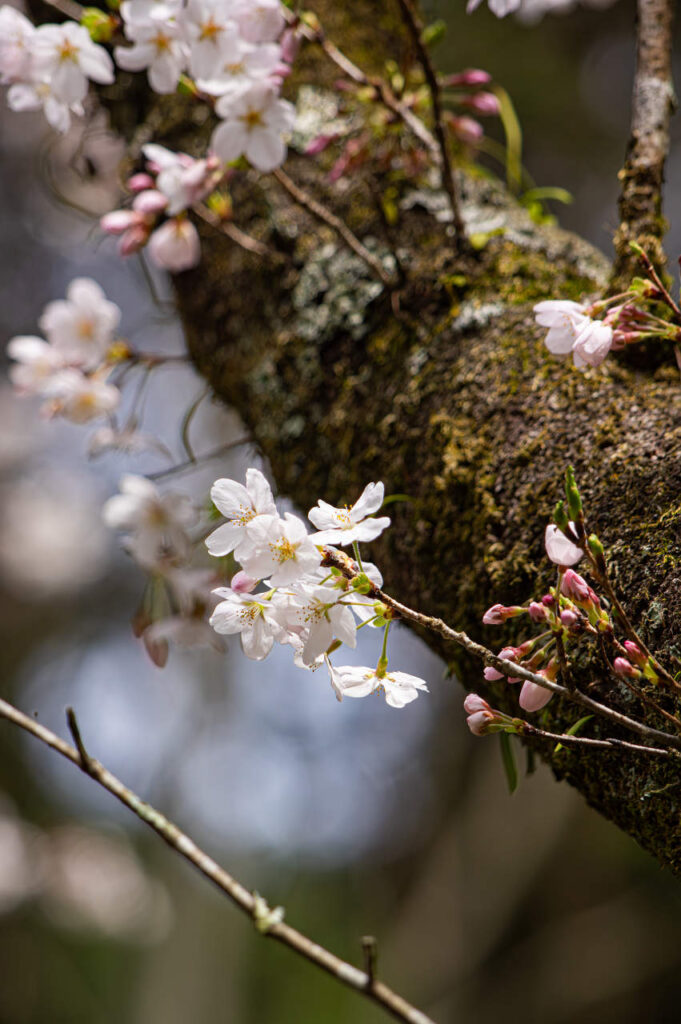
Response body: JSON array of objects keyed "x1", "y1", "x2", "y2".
[
  {"x1": 0, "y1": 6, "x2": 114, "y2": 132},
  {"x1": 114, "y1": 0, "x2": 296, "y2": 170},
  {"x1": 7, "y1": 278, "x2": 122, "y2": 423},
  {"x1": 440, "y1": 68, "x2": 501, "y2": 148},
  {"x1": 533, "y1": 300, "x2": 614, "y2": 370},
  {"x1": 101, "y1": 144, "x2": 223, "y2": 270},
  {"x1": 204, "y1": 469, "x2": 429, "y2": 707},
  {"x1": 103, "y1": 474, "x2": 225, "y2": 665}
]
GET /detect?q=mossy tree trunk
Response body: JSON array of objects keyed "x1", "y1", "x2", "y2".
[{"x1": 97, "y1": 0, "x2": 681, "y2": 873}]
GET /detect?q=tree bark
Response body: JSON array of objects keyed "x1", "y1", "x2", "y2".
[{"x1": 92, "y1": 0, "x2": 681, "y2": 873}]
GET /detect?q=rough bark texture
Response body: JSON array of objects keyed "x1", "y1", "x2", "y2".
[
  {"x1": 612, "y1": 0, "x2": 676, "y2": 284},
  {"x1": 93, "y1": 0, "x2": 681, "y2": 872}
]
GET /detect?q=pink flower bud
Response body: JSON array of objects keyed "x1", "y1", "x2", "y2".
[
  {"x1": 464, "y1": 693, "x2": 492, "y2": 715},
  {"x1": 482, "y1": 603, "x2": 524, "y2": 625},
  {"x1": 528, "y1": 601, "x2": 548, "y2": 623},
  {"x1": 560, "y1": 608, "x2": 579, "y2": 627},
  {"x1": 613, "y1": 657, "x2": 639, "y2": 679},
  {"x1": 127, "y1": 172, "x2": 155, "y2": 192},
  {"x1": 484, "y1": 665, "x2": 504, "y2": 681},
  {"x1": 461, "y1": 91, "x2": 500, "y2": 116},
  {"x1": 623, "y1": 641, "x2": 647, "y2": 667},
  {"x1": 466, "y1": 710, "x2": 492, "y2": 735},
  {"x1": 448, "y1": 115, "x2": 483, "y2": 144},
  {"x1": 101, "y1": 209, "x2": 138, "y2": 235},
  {"x1": 231, "y1": 570, "x2": 257, "y2": 594},
  {"x1": 561, "y1": 569, "x2": 591, "y2": 604},
  {"x1": 305, "y1": 133, "x2": 339, "y2": 156},
  {"x1": 133, "y1": 189, "x2": 169, "y2": 215},
  {"x1": 541, "y1": 594, "x2": 556, "y2": 607},
  {"x1": 118, "y1": 223, "x2": 150, "y2": 256},
  {"x1": 518, "y1": 679, "x2": 553, "y2": 712},
  {"x1": 442, "y1": 68, "x2": 491, "y2": 87},
  {"x1": 280, "y1": 27, "x2": 301, "y2": 64}
]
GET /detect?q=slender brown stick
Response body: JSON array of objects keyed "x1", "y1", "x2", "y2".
[
  {"x1": 519, "y1": 720, "x2": 681, "y2": 759},
  {"x1": 393, "y1": 0, "x2": 466, "y2": 243},
  {"x1": 612, "y1": 0, "x2": 677, "y2": 282},
  {"x1": 285, "y1": 12, "x2": 440, "y2": 159},
  {"x1": 272, "y1": 168, "x2": 397, "y2": 289},
  {"x1": 0, "y1": 697, "x2": 436, "y2": 1024},
  {"x1": 195, "y1": 204, "x2": 276, "y2": 259},
  {"x1": 42, "y1": 0, "x2": 84, "y2": 19}
]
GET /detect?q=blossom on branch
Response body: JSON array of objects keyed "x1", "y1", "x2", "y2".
[{"x1": 308, "y1": 482, "x2": 391, "y2": 546}]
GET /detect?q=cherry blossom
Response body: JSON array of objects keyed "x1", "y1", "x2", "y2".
[
  {"x1": 7, "y1": 78, "x2": 78, "y2": 133},
  {"x1": 544, "y1": 523, "x2": 584, "y2": 566},
  {"x1": 206, "y1": 468, "x2": 277, "y2": 559},
  {"x1": 463, "y1": 693, "x2": 496, "y2": 735},
  {"x1": 233, "y1": 0, "x2": 285, "y2": 43},
  {"x1": 147, "y1": 217, "x2": 201, "y2": 271},
  {"x1": 43, "y1": 370, "x2": 121, "y2": 423},
  {"x1": 331, "y1": 665, "x2": 429, "y2": 709},
  {"x1": 274, "y1": 582, "x2": 357, "y2": 665},
  {"x1": 0, "y1": 6, "x2": 35, "y2": 82},
  {"x1": 308, "y1": 482, "x2": 391, "y2": 546},
  {"x1": 466, "y1": 0, "x2": 522, "y2": 15},
  {"x1": 198, "y1": 38, "x2": 282, "y2": 97},
  {"x1": 7, "y1": 335, "x2": 64, "y2": 395},
  {"x1": 32, "y1": 21, "x2": 114, "y2": 98},
  {"x1": 239, "y1": 512, "x2": 321, "y2": 586},
  {"x1": 518, "y1": 676, "x2": 553, "y2": 712},
  {"x1": 571, "y1": 320, "x2": 613, "y2": 369},
  {"x1": 209, "y1": 587, "x2": 284, "y2": 659},
  {"x1": 38, "y1": 278, "x2": 121, "y2": 369},
  {"x1": 534, "y1": 299, "x2": 614, "y2": 370},
  {"x1": 103, "y1": 474, "x2": 197, "y2": 568},
  {"x1": 114, "y1": 20, "x2": 188, "y2": 94},
  {"x1": 211, "y1": 82, "x2": 295, "y2": 172}
]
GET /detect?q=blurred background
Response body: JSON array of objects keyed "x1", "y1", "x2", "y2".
[{"x1": 2, "y1": 1, "x2": 681, "y2": 1021}]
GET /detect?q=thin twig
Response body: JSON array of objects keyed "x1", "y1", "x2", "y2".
[
  {"x1": 42, "y1": 0, "x2": 84, "y2": 19},
  {"x1": 519, "y1": 720, "x2": 680, "y2": 759},
  {"x1": 145, "y1": 437, "x2": 252, "y2": 482},
  {"x1": 0, "y1": 698, "x2": 436, "y2": 1024},
  {"x1": 393, "y1": 0, "x2": 466, "y2": 243},
  {"x1": 273, "y1": 168, "x2": 397, "y2": 289},
  {"x1": 612, "y1": 0, "x2": 677, "y2": 282},
  {"x1": 194, "y1": 204, "x2": 276, "y2": 259},
  {"x1": 285, "y1": 11, "x2": 440, "y2": 159}
]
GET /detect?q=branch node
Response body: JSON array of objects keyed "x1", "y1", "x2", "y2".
[
  {"x1": 66, "y1": 706, "x2": 95, "y2": 775},
  {"x1": 361, "y1": 935, "x2": 378, "y2": 987}
]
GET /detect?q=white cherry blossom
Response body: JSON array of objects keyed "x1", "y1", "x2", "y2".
[
  {"x1": 466, "y1": 0, "x2": 521, "y2": 14},
  {"x1": 0, "y1": 6, "x2": 35, "y2": 82},
  {"x1": 120, "y1": 0, "x2": 182, "y2": 25},
  {"x1": 142, "y1": 144, "x2": 216, "y2": 214},
  {"x1": 572, "y1": 320, "x2": 613, "y2": 369},
  {"x1": 43, "y1": 370, "x2": 120, "y2": 423},
  {"x1": 39, "y1": 278, "x2": 121, "y2": 369},
  {"x1": 103, "y1": 474, "x2": 197, "y2": 567},
  {"x1": 211, "y1": 81, "x2": 295, "y2": 172},
  {"x1": 182, "y1": 0, "x2": 239, "y2": 80},
  {"x1": 206, "y1": 468, "x2": 277, "y2": 559},
  {"x1": 7, "y1": 77, "x2": 78, "y2": 132},
  {"x1": 115, "y1": 21, "x2": 188, "y2": 94},
  {"x1": 544, "y1": 523, "x2": 584, "y2": 566},
  {"x1": 147, "y1": 217, "x2": 201, "y2": 271},
  {"x1": 198, "y1": 39, "x2": 281, "y2": 97},
  {"x1": 239, "y1": 512, "x2": 321, "y2": 585},
  {"x1": 209, "y1": 587, "x2": 284, "y2": 659},
  {"x1": 31, "y1": 21, "x2": 114, "y2": 103},
  {"x1": 332, "y1": 665, "x2": 429, "y2": 709},
  {"x1": 274, "y1": 582, "x2": 357, "y2": 665},
  {"x1": 308, "y1": 481, "x2": 390, "y2": 546},
  {"x1": 534, "y1": 299, "x2": 589, "y2": 355},
  {"x1": 233, "y1": 0, "x2": 285, "y2": 43},
  {"x1": 7, "y1": 335, "x2": 64, "y2": 394}
]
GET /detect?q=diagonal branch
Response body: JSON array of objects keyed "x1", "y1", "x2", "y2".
[
  {"x1": 612, "y1": 0, "x2": 677, "y2": 283},
  {"x1": 0, "y1": 696, "x2": 436, "y2": 1024}
]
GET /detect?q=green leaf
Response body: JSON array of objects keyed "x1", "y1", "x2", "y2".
[
  {"x1": 554, "y1": 715, "x2": 593, "y2": 754},
  {"x1": 499, "y1": 732, "x2": 518, "y2": 794},
  {"x1": 381, "y1": 493, "x2": 413, "y2": 507},
  {"x1": 494, "y1": 86, "x2": 522, "y2": 194},
  {"x1": 521, "y1": 186, "x2": 573, "y2": 207},
  {"x1": 420, "y1": 19, "x2": 447, "y2": 47}
]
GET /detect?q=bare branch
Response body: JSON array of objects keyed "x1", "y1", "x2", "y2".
[
  {"x1": 273, "y1": 168, "x2": 398, "y2": 289},
  {"x1": 0, "y1": 696, "x2": 436, "y2": 1024},
  {"x1": 393, "y1": 0, "x2": 466, "y2": 244},
  {"x1": 613, "y1": 0, "x2": 677, "y2": 282}
]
